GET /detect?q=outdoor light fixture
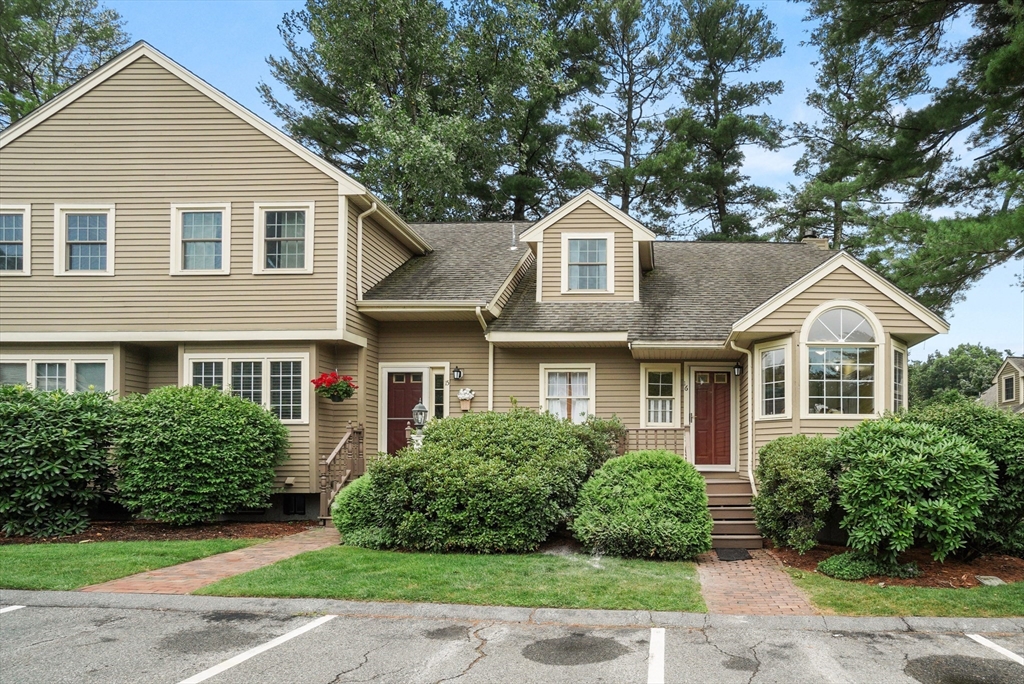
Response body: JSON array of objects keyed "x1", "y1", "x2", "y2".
[
  {"x1": 411, "y1": 399, "x2": 429, "y2": 430},
  {"x1": 452, "y1": 366, "x2": 463, "y2": 380},
  {"x1": 733, "y1": 361, "x2": 743, "y2": 376}
]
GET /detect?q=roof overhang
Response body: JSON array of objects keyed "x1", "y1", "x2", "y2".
[
  {"x1": 518, "y1": 190, "x2": 658, "y2": 244},
  {"x1": 350, "y1": 194, "x2": 430, "y2": 254},
  {"x1": 628, "y1": 340, "x2": 740, "y2": 360},
  {"x1": 486, "y1": 331, "x2": 629, "y2": 348},
  {"x1": 0, "y1": 329, "x2": 369, "y2": 347},
  {"x1": 357, "y1": 300, "x2": 495, "y2": 322}
]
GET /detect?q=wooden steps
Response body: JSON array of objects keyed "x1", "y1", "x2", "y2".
[{"x1": 705, "y1": 478, "x2": 762, "y2": 549}]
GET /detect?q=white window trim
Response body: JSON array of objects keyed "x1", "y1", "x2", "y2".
[
  {"x1": 252, "y1": 201, "x2": 315, "y2": 274},
  {"x1": 560, "y1": 231, "x2": 615, "y2": 294},
  {"x1": 640, "y1": 362, "x2": 681, "y2": 428},
  {"x1": 0, "y1": 204, "x2": 31, "y2": 276},
  {"x1": 799, "y1": 300, "x2": 885, "y2": 420},
  {"x1": 892, "y1": 340, "x2": 908, "y2": 411},
  {"x1": 754, "y1": 338, "x2": 793, "y2": 421},
  {"x1": 0, "y1": 354, "x2": 114, "y2": 393},
  {"x1": 682, "y1": 362, "x2": 739, "y2": 472},
  {"x1": 182, "y1": 352, "x2": 310, "y2": 425},
  {"x1": 539, "y1": 362, "x2": 596, "y2": 421},
  {"x1": 54, "y1": 204, "x2": 116, "y2": 276},
  {"x1": 170, "y1": 202, "x2": 232, "y2": 275},
  {"x1": 1003, "y1": 374, "x2": 1016, "y2": 403},
  {"x1": 376, "y1": 362, "x2": 450, "y2": 447}
]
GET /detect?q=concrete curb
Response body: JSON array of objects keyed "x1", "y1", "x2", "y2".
[{"x1": 3, "y1": 590, "x2": 1022, "y2": 633}]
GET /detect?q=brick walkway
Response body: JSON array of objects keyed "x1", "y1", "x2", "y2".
[
  {"x1": 81, "y1": 526, "x2": 339, "y2": 595},
  {"x1": 697, "y1": 549, "x2": 818, "y2": 616}
]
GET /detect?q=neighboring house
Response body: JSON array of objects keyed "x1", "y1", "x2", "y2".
[
  {"x1": 0, "y1": 43, "x2": 949, "y2": 545},
  {"x1": 981, "y1": 357, "x2": 1024, "y2": 413}
]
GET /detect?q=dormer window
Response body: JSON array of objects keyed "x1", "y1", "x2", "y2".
[{"x1": 561, "y1": 232, "x2": 615, "y2": 294}]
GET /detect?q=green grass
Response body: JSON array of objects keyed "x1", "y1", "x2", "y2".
[
  {"x1": 0, "y1": 539, "x2": 260, "y2": 591},
  {"x1": 197, "y1": 546, "x2": 707, "y2": 612},
  {"x1": 787, "y1": 568, "x2": 1024, "y2": 617}
]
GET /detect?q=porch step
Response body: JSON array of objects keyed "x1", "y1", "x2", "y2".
[
  {"x1": 711, "y1": 534, "x2": 764, "y2": 549},
  {"x1": 708, "y1": 505, "x2": 754, "y2": 520},
  {"x1": 712, "y1": 519, "x2": 760, "y2": 536},
  {"x1": 707, "y1": 493, "x2": 753, "y2": 507},
  {"x1": 704, "y1": 480, "x2": 754, "y2": 495}
]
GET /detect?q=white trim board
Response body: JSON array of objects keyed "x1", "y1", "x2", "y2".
[
  {"x1": 0, "y1": 329, "x2": 369, "y2": 347},
  {"x1": 518, "y1": 190, "x2": 657, "y2": 243}
]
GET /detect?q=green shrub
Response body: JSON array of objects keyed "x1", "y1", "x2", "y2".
[
  {"x1": 906, "y1": 394, "x2": 1024, "y2": 557},
  {"x1": 571, "y1": 450, "x2": 713, "y2": 560},
  {"x1": 831, "y1": 418, "x2": 996, "y2": 564},
  {"x1": 114, "y1": 386, "x2": 289, "y2": 525},
  {"x1": 816, "y1": 551, "x2": 920, "y2": 581},
  {"x1": 752, "y1": 435, "x2": 837, "y2": 554},
  {"x1": 0, "y1": 386, "x2": 118, "y2": 537},
  {"x1": 569, "y1": 415, "x2": 628, "y2": 474},
  {"x1": 333, "y1": 408, "x2": 589, "y2": 553}
]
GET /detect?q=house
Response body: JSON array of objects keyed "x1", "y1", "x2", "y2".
[
  {"x1": 980, "y1": 357, "x2": 1024, "y2": 413},
  {"x1": 0, "y1": 43, "x2": 949, "y2": 546}
]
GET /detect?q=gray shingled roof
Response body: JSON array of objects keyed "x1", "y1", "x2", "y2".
[
  {"x1": 363, "y1": 222, "x2": 532, "y2": 302},
  {"x1": 490, "y1": 242, "x2": 836, "y2": 340}
]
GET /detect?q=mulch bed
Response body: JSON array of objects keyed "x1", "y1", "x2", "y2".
[
  {"x1": 0, "y1": 521, "x2": 317, "y2": 545},
  {"x1": 767, "y1": 542, "x2": 1024, "y2": 588}
]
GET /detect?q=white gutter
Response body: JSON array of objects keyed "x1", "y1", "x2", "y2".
[
  {"x1": 474, "y1": 306, "x2": 488, "y2": 332},
  {"x1": 355, "y1": 202, "x2": 378, "y2": 300},
  {"x1": 730, "y1": 340, "x2": 757, "y2": 496}
]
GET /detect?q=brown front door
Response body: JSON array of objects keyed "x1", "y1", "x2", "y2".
[
  {"x1": 693, "y1": 371, "x2": 732, "y2": 466},
  {"x1": 386, "y1": 372, "x2": 424, "y2": 454}
]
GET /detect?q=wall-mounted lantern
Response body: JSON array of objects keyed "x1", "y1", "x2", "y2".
[
  {"x1": 733, "y1": 361, "x2": 743, "y2": 377},
  {"x1": 452, "y1": 366, "x2": 464, "y2": 380}
]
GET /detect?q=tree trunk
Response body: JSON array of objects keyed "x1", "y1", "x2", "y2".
[{"x1": 832, "y1": 197, "x2": 843, "y2": 250}]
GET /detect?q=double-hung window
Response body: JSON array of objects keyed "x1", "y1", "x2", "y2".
[
  {"x1": 55, "y1": 205, "x2": 115, "y2": 275},
  {"x1": 541, "y1": 364, "x2": 594, "y2": 424},
  {"x1": 757, "y1": 343, "x2": 788, "y2": 418},
  {"x1": 805, "y1": 306, "x2": 878, "y2": 416},
  {"x1": 641, "y1": 364, "x2": 680, "y2": 427},
  {"x1": 0, "y1": 356, "x2": 112, "y2": 392},
  {"x1": 562, "y1": 232, "x2": 613, "y2": 293},
  {"x1": 253, "y1": 202, "x2": 315, "y2": 274},
  {"x1": 0, "y1": 206, "x2": 30, "y2": 275},
  {"x1": 171, "y1": 204, "x2": 231, "y2": 274},
  {"x1": 893, "y1": 346, "x2": 906, "y2": 410},
  {"x1": 1005, "y1": 375, "x2": 1017, "y2": 403},
  {"x1": 185, "y1": 354, "x2": 308, "y2": 423}
]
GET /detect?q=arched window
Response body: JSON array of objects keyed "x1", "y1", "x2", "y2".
[{"x1": 806, "y1": 307, "x2": 878, "y2": 415}]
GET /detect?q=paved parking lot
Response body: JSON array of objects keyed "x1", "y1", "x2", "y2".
[{"x1": 2, "y1": 592, "x2": 1022, "y2": 683}]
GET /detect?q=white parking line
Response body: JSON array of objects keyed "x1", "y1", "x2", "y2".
[
  {"x1": 0, "y1": 605, "x2": 26, "y2": 614},
  {"x1": 967, "y1": 634, "x2": 1024, "y2": 665},
  {"x1": 177, "y1": 614, "x2": 337, "y2": 684},
  {"x1": 648, "y1": 627, "x2": 665, "y2": 684}
]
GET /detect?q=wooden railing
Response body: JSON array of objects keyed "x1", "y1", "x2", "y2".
[
  {"x1": 623, "y1": 427, "x2": 688, "y2": 457},
  {"x1": 319, "y1": 422, "x2": 364, "y2": 520}
]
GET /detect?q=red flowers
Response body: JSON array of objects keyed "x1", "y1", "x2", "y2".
[{"x1": 311, "y1": 372, "x2": 358, "y2": 401}]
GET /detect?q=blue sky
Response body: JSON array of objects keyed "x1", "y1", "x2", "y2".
[{"x1": 109, "y1": 0, "x2": 1023, "y2": 360}]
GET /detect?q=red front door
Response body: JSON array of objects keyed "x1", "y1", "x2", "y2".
[
  {"x1": 387, "y1": 372, "x2": 424, "y2": 454},
  {"x1": 693, "y1": 371, "x2": 732, "y2": 466}
]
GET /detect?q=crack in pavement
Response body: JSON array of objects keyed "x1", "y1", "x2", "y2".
[
  {"x1": 746, "y1": 639, "x2": 765, "y2": 684},
  {"x1": 435, "y1": 625, "x2": 490, "y2": 683},
  {"x1": 329, "y1": 642, "x2": 392, "y2": 684}
]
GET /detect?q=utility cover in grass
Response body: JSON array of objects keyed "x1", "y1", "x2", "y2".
[{"x1": 572, "y1": 450, "x2": 713, "y2": 560}]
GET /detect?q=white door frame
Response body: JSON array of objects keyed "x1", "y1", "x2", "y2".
[
  {"x1": 377, "y1": 362, "x2": 450, "y2": 449},
  {"x1": 683, "y1": 362, "x2": 739, "y2": 472}
]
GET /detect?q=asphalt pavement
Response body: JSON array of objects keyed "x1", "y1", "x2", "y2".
[{"x1": 1, "y1": 590, "x2": 1022, "y2": 683}]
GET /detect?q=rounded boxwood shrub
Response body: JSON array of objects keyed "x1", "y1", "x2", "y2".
[
  {"x1": 0, "y1": 386, "x2": 118, "y2": 537},
  {"x1": 906, "y1": 394, "x2": 1024, "y2": 557},
  {"x1": 571, "y1": 450, "x2": 713, "y2": 560},
  {"x1": 817, "y1": 551, "x2": 920, "y2": 581},
  {"x1": 333, "y1": 408, "x2": 590, "y2": 553},
  {"x1": 752, "y1": 435, "x2": 837, "y2": 554},
  {"x1": 831, "y1": 418, "x2": 996, "y2": 564},
  {"x1": 114, "y1": 385, "x2": 289, "y2": 525}
]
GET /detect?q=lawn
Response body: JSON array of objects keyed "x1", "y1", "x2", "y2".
[
  {"x1": 0, "y1": 539, "x2": 260, "y2": 591},
  {"x1": 787, "y1": 569, "x2": 1024, "y2": 617},
  {"x1": 197, "y1": 546, "x2": 707, "y2": 612}
]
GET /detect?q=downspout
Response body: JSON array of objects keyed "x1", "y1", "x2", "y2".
[
  {"x1": 474, "y1": 306, "x2": 487, "y2": 332},
  {"x1": 355, "y1": 202, "x2": 378, "y2": 300},
  {"x1": 730, "y1": 340, "x2": 757, "y2": 497},
  {"x1": 477, "y1": 305, "x2": 494, "y2": 413}
]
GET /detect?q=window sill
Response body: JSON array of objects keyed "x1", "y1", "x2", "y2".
[
  {"x1": 54, "y1": 271, "x2": 115, "y2": 277},
  {"x1": 252, "y1": 269, "x2": 315, "y2": 275},
  {"x1": 801, "y1": 412, "x2": 877, "y2": 420},
  {"x1": 559, "y1": 289, "x2": 615, "y2": 295},
  {"x1": 754, "y1": 414, "x2": 791, "y2": 422},
  {"x1": 0, "y1": 271, "x2": 31, "y2": 277},
  {"x1": 170, "y1": 270, "x2": 231, "y2": 276}
]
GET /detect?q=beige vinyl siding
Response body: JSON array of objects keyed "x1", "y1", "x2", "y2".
[
  {"x1": 121, "y1": 344, "x2": 148, "y2": 395},
  {"x1": 378, "y1": 322, "x2": 489, "y2": 417},
  {"x1": 539, "y1": 203, "x2": 635, "y2": 301},
  {"x1": 748, "y1": 266, "x2": 935, "y2": 337},
  {"x1": 492, "y1": 347, "x2": 641, "y2": 424},
  {"x1": 147, "y1": 346, "x2": 178, "y2": 389},
  {"x1": 738, "y1": 365, "x2": 749, "y2": 475},
  {"x1": 362, "y1": 328, "x2": 381, "y2": 455},
  {"x1": 315, "y1": 342, "x2": 361, "y2": 478},
  {"x1": 345, "y1": 205, "x2": 413, "y2": 339},
  {"x1": 0, "y1": 56, "x2": 341, "y2": 333}
]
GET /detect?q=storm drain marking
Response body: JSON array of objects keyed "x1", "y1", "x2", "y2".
[
  {"x1": 967, "y1": 634, "x2": 1024, "y2": 666},
  {"x1": 176, "y1": 614, "x2": 337, "y2": 684},
  {"x1": 647, "y1": 627, "x2": 665, "y2": 684},
  {"x1": 0, "y1": 605, "x2": 26, "y2": 614}
]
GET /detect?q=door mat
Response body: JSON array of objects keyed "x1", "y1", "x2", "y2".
[{"x1": 715, "y1": 548, "x2": 752, "y2": 561}]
